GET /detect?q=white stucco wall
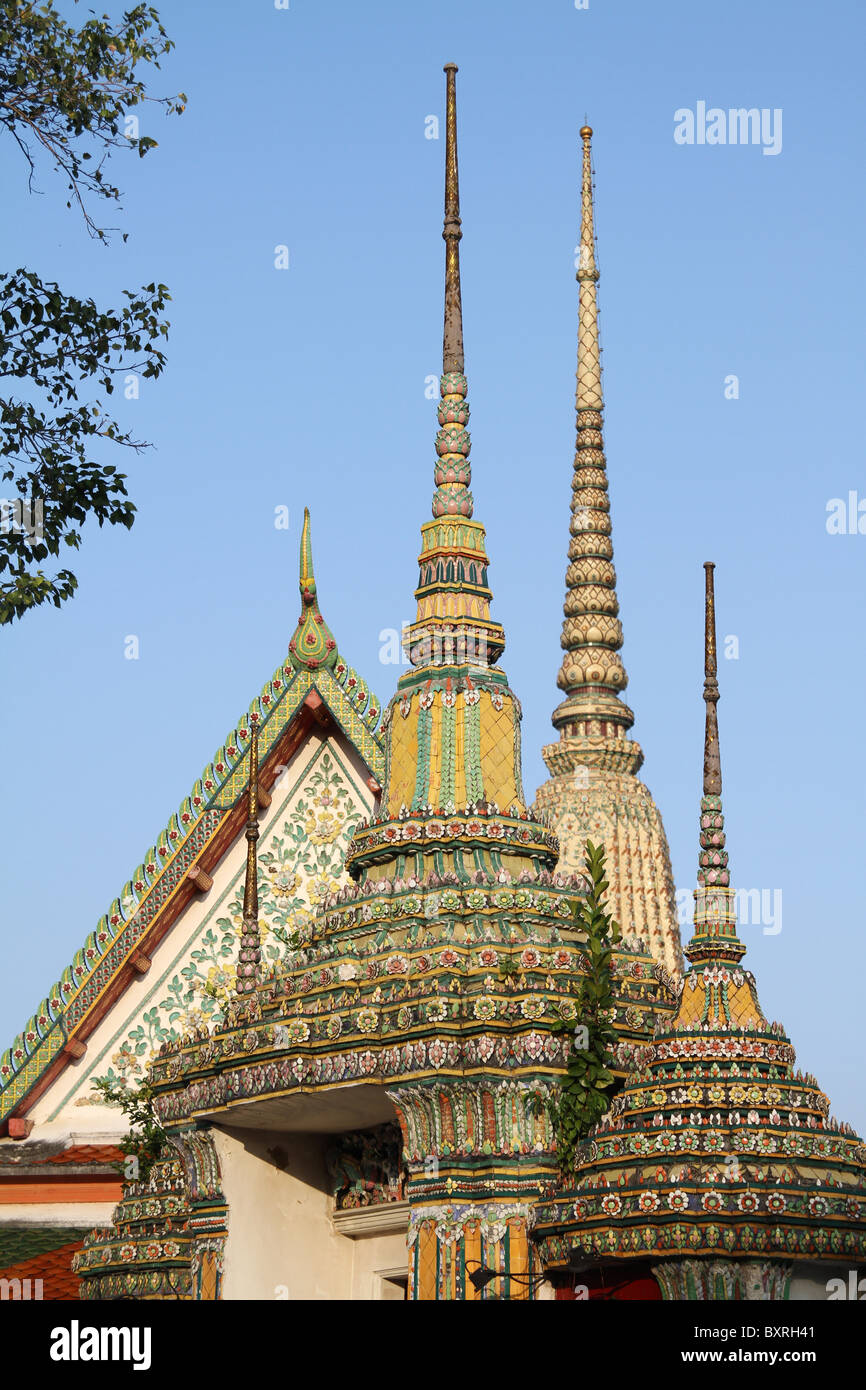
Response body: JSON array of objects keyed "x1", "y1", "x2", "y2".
[
  {"x1": 214, "y1": 1127, "x2": 407, "y2": 1301},
  {"x1": 0, "y1": 1202, "x2": 117, "y2": 1226}
]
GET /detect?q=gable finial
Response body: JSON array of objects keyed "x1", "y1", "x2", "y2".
[
  {"x1": 236, "y1": 722, "x2": 261, "y2": 994},
  {"x1": 299, "y1": 505, "x2": 315, "y2": 598},
  {"x1": 287, "y1": 507, "x2": 338, "y2": 671}
]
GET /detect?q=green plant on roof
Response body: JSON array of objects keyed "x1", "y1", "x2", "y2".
[{"x1": 535, "y1": 839, "x2": 622, "y2": 1179}]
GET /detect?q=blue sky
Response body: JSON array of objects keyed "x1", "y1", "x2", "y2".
[{"x1": 2, "y1": 0, "x2": 864, "y2": 1133}]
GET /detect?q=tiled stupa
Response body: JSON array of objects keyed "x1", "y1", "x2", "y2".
[{"x1": 533, "y1": 564, "x2": 866, "y2": 1298}]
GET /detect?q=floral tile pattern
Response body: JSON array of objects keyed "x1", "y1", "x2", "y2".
[{"x1": 84, "y1": 742, "x2": 369, "y2": 1096}]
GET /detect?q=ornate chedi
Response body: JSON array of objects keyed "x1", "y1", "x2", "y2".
[
  {"x1": 533, "y1": 127, "x2": 681, "y2": 978},
  {"x1": 533, "y1": 564, "x2": 866, "y2": 1298},
  {"x1": 74, "y1": 1131, "x2": 226, "y2": 1300},
  {"x1": 77, "y1": 66, "x2": 677, "y2": 1303}
]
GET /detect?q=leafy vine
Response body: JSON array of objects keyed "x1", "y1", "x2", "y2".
[
  {"x1": 91, "y1": 1076, "x2": 165, "y2": 1185},
  {"x1": 540, "y1": 839, "x2": 622, "y2": 1179}
]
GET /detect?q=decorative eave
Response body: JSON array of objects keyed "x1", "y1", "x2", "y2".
[
  {"x1": 145, "y1": 926, "x2": 677, "y2": 1132},
  {"x1": 1, "y1": 625, "x2": 384, "y2": 1129},
  {"x1": 345, "y1": 807, "x2": 560, "y2": 880}
]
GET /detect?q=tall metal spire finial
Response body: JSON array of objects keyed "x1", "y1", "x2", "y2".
[
  {"x1": 702, "y1": 561, "x2": 722, "y2": 798},
  {"x1": 442, "y1": 62, "x2": 464, "y2": 376},
  {"x1": 688, "y1": 563, "x2": 745, "y2": 966},
  {"x1": 427, "y1": 62, "x2": 476, "y2": 525},
  {"x1": 401, "y1": 62, "x2": 505, "y2": 679},
  {"x1": 236, "y1": 722, "x2": 261, "y2": 994}
]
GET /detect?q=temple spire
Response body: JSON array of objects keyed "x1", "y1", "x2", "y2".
[
  {"x1": 534, "y1": 125, "x2": 681, "y2": 978},
  {"x1": 400, "y1": 62, "x2": 505, "y2": 677},
  {"x1": 430, "y1": 63, "x2": 474, "y2": 525},
  {"x1": 545, "y1": 124, "x2": 640, "y2": 774},
  {"x1": 236, "y1": 722, "x2": 261, "y2": 995},
  {"x1": 442, "y1": 62, "x2": 464, "y2": 376},
  {"x1": 688, "y1": 562, "x2": 745, "y2": 965}
]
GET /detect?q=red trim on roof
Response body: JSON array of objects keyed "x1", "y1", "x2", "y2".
[{"x1": 0, "y1": 1176, "x2": 122, "y2": 1203}]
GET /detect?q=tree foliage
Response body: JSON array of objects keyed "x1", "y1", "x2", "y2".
[
  {"x1": 0, "y1": 1, "x2": 185, "y2": 623},
  {"x1": 544, "y1": 839, "x2": 622, "y2": 1179},
  {"x1": 92, "y1": 1075, "x2": 165, "y2": 1184},
  {"x1": 0, "y1": 0, "x2": 185, "y2": 237}
]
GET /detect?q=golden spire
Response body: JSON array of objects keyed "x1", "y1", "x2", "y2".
[
  {"x1": 442, "y1": 62, "x2": 464, "y2": 376},
  {"x1": 545, "y1": 123, "x2": 641, "y2": 777},
  {"x1": 534, "y1": 123, "x2": 681, "y2": 980},
  {"x1": 236, "y1": 722, "x2": 261, "y2": 994}
]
